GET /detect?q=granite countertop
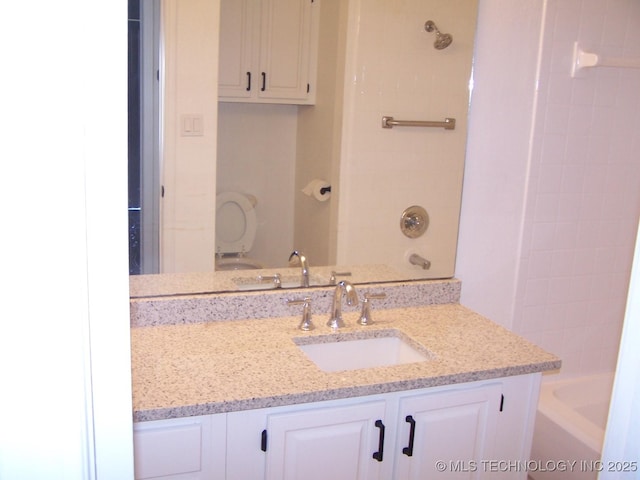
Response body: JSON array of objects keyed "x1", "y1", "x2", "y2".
[
  {"x1": 129, "y1": 264, "x2": 409, "y2": 298},
  {"x1": 131, "y1": 303, "x2": 560, "y2": 422}
]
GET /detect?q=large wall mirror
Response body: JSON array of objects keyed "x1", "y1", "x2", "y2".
[{"x1": 128, "y1": 0, "x2": 479, "y2": 297}]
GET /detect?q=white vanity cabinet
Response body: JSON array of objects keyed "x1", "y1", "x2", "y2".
[
  {"x1": 391, "y1": 375, "x2": 542, "y2": 479},
  {"x1": 134, "y1": 374, "x2": 541, "y2": 480},
  {"x1": 247, "y1": 386, "x2": 502, "y2": 480},
  {"x1": 218, "y1": 0, "x2": 319, "y2": 104},
  {"x1": 224, "y1": 397, "x2": 391, "y2": 479},
  {"x1": 394, "y1": 384, "x2": 501, "y2": 479},
  {"x1": 263, "y1": 401, "x2": 387, "y2": 479},
  {"x1": 133, "y1": 414, "x2": 226, "y2": 480}
]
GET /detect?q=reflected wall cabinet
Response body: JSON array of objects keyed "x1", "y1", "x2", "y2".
[{"x1": 218, "y1": 0, "x2": 320, "y2": 104}]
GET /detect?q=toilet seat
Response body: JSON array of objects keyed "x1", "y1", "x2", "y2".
[{"x1": 216, "y1": 192, "x2": 257, "y2": 255}]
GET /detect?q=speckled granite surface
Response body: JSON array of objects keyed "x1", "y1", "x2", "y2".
[
  {"x1": 131, "y1": 303, "x2": 561, "y2": 422},
  {"x1": 129, "y1": 264, "x2": 409, "y2": 298},
  {"x1": 130, "y1": 278, "x2": 461, "y2": 327}
]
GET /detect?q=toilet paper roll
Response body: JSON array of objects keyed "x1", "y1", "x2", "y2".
[{"x1": 302, "y1": 179, "x2": 331, "y2": 202}]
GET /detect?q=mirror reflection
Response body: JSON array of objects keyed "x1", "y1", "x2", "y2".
[{"x1": 128, "y1": 0, "x2": 478, "y2": 296}]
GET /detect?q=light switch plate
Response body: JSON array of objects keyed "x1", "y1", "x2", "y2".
[{"x1": 181, "y1": 114, "x2": 204, "y2": 136}]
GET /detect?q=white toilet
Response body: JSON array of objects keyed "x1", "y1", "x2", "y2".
[{"x1": 215, "y1": 192, "x2": 264, "y2": 271}]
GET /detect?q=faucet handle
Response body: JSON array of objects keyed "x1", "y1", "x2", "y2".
[
  {"x1": 330, "y1": 271, "x2": 352, "y2": 285},
  {"x1": 258, "y1": 273, "x2": 282, "y2": 288},
  {"x1": 358, "y1": 292, "x2": 387, "y2": 326},
  {"x1": 287, "y1": 297, "x2": 314, "y2": 331}
]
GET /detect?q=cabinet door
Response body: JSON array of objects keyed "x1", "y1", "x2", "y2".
[
  {"x1": 395, "y1": 384, "x2": 501, "y2": 480},
  {"x1": 226, "y1": 408, "x2": 269, "y2": 480},
  {"x1": 133, "y1": 414, "x2": 226, "y2": 480},
  {"x1": 218, "y1": 0, "x2": 255, "y2": 99},
  {"x1": 265, "y1": 401, "x2": 387, "y2": 480},
  {"x1": 258, "y1": 0, "x2": 314, "y2": 101}
]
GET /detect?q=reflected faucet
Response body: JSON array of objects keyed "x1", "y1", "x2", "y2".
[
  {"x1": 288, "y1": 250, "x2": 310, "y2": 287},
  {"x1": 327, "y1": 280, "x2": 359, "y2": 329}
]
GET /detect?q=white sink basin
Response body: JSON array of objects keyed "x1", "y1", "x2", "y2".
[{"x1": 295, "y1": 330, "x2": 432, "y2": 372}]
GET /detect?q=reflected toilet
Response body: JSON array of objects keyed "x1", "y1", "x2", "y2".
[{"x1": 215, "y1": 192, "x2": 264, "y2": 270}]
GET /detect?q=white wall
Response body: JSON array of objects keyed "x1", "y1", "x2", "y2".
[
  {"x1": 161, "y1": 0, "x2": 220, "y2": 273},
  {"x1": 294, "y1": 0, "x2": 347, "y2": 266},
  {"x1": 217, "y1": 103, "x2": 297, "y2": 267},
  {"x1": 456, "y1": 0, "x2": 543, "y2": 331},
  {"x1": 0, "y1": 0, "x2": 134, "y2": 478},
  {"x1": 458, "y1": 0, "x2": 640, "y2": 378},
  {"x1": 601, "y1": 219, "x2": 640, "y2": 476}
]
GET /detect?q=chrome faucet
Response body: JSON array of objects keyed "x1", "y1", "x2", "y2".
[
  {"x1": 327, "y1": 280, "x2": 359, "y2": 329},
  {"x1": 289, "y1": 250, "x2": 310, "y2": 287}
]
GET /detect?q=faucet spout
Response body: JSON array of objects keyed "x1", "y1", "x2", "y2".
[
  {"x1": 327, "y1": 280, "x2": 358, "y2": 329},
  {"x1": 289, "y1": 250, "x2": 310, "y2": 287}
]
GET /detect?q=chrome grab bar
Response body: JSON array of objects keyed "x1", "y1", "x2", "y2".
[{"x1": 382, "y1": 116, "x2": 455, "y2": 130}]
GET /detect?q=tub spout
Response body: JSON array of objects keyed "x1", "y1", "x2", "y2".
[{"x1": 409, "y1": 253, "x2": 431, "y2": 270}]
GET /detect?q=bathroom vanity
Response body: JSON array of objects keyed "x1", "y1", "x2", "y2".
[{"x1": 130, "y1": 279, "x2": 560, "y2": 479}]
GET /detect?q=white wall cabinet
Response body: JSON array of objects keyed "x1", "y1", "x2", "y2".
[
  {"x1": 134, "y1": 374, "x2": 541, "y2": 480},
  {"x1": 218, "y1": 0, "x2": 319, "y2": 104}
]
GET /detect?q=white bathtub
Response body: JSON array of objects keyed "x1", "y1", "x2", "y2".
[{"x1": 530, "y1": 373, "x2": 614, "y2": 480}]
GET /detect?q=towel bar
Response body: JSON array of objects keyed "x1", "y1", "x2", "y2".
[
  {"x1": 381, "y1": 116, "x2": 455, "y2": 130},
  {"x1": 572, "y1": 42, "x2": 640, "y2": 77}
]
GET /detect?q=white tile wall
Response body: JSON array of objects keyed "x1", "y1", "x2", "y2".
[
  {"x1": 459, "y1": 0, "x2": 640, "y2": 379},
  {"x1": 336, "y1": 0, "x2": 478, "y2": 278}
]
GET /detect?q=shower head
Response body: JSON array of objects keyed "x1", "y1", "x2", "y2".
[{"x1": 424, "y1": 20, "x2": 453, "y2": 50}]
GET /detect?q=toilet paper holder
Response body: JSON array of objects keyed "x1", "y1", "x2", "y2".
[{"x1": 302, "y1": 179, "x2": 332, "y2": 202}]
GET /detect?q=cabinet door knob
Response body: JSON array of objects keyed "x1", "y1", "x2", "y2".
[
  {"x1": 261, "y1": 72, "x2": 266, "y2": 91},
  {"x1": 246, "y1": 71, "x2": 251, "y2": 91},
  {"x1": 372, "y1": 419, "x2": 385, "y2": 462},
  {"x1": 402, "y1": 415, "x2": 416, "y2": 457}
]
